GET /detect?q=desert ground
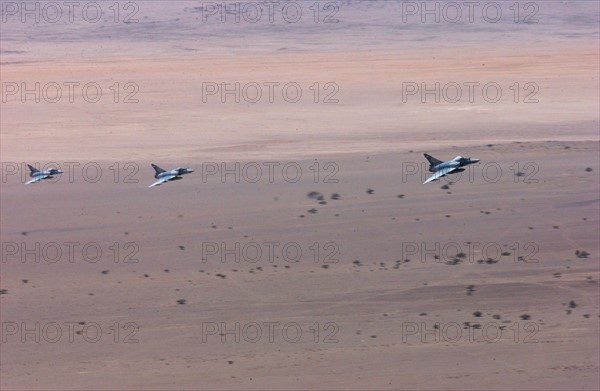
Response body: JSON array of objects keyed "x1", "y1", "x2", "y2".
[{"x1": 1, "y1": 1, "x2": 599, "y2": 390}]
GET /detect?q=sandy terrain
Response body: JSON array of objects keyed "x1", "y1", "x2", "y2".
[{"x1": 1, "y1": 1, "x2": 599, "y2": 390}]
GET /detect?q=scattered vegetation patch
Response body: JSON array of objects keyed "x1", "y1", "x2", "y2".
[
  {"x1": 445, "y1": 258, "x2": 462, "y2": 265},
  {"x1": 477, "y1": 258, "x2": 498, "y2": 264},
  {"x1": 568, "y1": 300, "x2": 577, "y2": 309},
  {"x1": 307, "y1": 191, "x2": 323, "y2": 200}
]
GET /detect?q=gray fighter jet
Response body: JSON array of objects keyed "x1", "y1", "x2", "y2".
[
  {"x1": 422, "y1": 154, "x2": 480, "y2": 184},
  {"x1": 149, "y1": 164, "x2": 194, "y2": 187},
  {"x1": 25, "y1": 164, "x2": 64, "y2": 184}
]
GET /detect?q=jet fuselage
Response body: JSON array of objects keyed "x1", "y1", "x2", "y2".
[
  {"x1": 430, "y1": 156, "x2": 479, "y2": 172},
  {"x1": 155, "y1": 167, "x2": 194, "y2": 179},
  {"x1": 30, "y1": 168, "x2": 63, "y2": 177}
]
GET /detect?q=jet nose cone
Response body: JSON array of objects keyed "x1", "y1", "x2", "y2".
[
  {"x1": 188, "y1": 169, "x2": 194, "y2": 172},
  {"x1": 471, "y1": 158, "x2": 480, "y2": 163}
]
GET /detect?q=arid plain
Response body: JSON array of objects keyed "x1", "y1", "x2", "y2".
[{"x1": 1, "y1": 1, "x2": 599, "y2": 390}]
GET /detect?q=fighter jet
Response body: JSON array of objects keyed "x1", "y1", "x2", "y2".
[
  {"x1": 149, "y1": 164, "x2": 194, "y2": 187},
  {"x1": 422, "y1": 154, "x2": 480, "y2": 184},
  {"x1": 25, "y1": 164, "x2": 64, "y2": 184}
]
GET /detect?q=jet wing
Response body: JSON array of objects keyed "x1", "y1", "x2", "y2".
[
  {"x1": 25, "y1": 174, "x2": 49, "y2": 185},
  {"x1": 149, "y1": 175, "x2": 176, "y2": 188},
  {"x1": 423, "y1": 167, "x2": 457, "y2": 184}
]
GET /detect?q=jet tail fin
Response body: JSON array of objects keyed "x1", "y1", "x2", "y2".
[
  {"x1": 424, "y1": 154, "x2": 443, "y2": 171},
  {"x1": 27, "y1": 164, "x2": 39, "y2": 174},
  {"x1": 151, "y1": 164, "x2": 165, "y2": 175}
]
